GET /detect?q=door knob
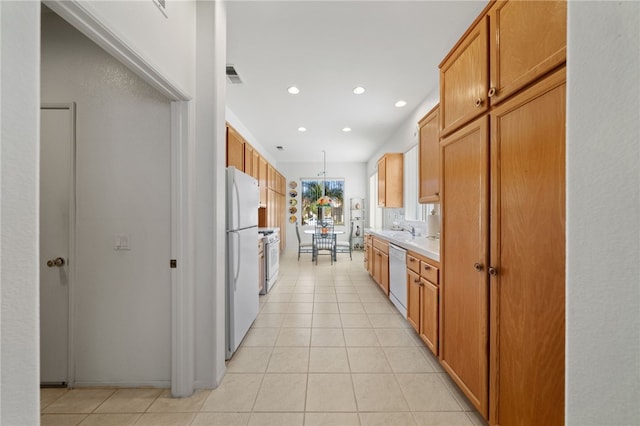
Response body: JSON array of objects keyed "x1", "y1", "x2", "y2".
[{"x1": 47, "y1": 257, "x2": 65, "y2": 267}]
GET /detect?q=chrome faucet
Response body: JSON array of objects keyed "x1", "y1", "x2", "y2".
[{"x1": 402, "y1": 224, "x2": 416, "y2": 237}]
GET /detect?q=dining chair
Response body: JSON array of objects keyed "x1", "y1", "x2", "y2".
[
  {"x1": 295, "y1": 223, "x2": 314, "y2": 261},
  {"x1": 335, "y1": 222, "x2": 353, "y2": 260},
  {"x1": 313, "y1": 219, "x2": 335, "y2": 264}
]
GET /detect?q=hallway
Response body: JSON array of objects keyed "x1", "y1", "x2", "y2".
[{"x1": 41, "y1": 250, "x2": 483, "y2": 426}]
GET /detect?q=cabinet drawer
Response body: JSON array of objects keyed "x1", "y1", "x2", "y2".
[
  {"x1": 406, "y1": 254, "x2": 421, "y2": 274},
  {"x1": 420, "y1": 261, "x2": 439, "y2": 284},
  {"x1": 373, "y1": 238, "x2": 389, "y2": 254}
]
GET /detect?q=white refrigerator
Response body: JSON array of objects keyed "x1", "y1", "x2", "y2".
[{"x1": 226, "y1": 166, "x2": 259, "y2": 359}]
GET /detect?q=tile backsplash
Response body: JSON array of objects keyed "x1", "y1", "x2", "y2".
[{"x1": 381, "y1": 204, "x2": 440, "y2": 237}]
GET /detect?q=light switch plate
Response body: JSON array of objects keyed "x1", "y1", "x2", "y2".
[{"x1": 114, "y1": 233, "x2": 131, "y2": 250}]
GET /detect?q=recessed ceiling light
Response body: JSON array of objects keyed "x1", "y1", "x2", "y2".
[
  {"x1": 287, "y1": 86, "x2": 300, "y2": 95},
  {"x1": 395, "y1": 100, "x2": 407, "y2": 107},
  {"x1": 353, "y1": 86, "x2": 366, "y2": 95},
  {"x1": 298, "y1": 127, "x2": 307, "y2": 132},
  {"x1": 342, "y1": 127, "x2": 352, "y2": 132}
]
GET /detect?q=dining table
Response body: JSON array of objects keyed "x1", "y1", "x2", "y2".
[{"x1": 303, "y1": 229, "x2": 344, "y2": 262}]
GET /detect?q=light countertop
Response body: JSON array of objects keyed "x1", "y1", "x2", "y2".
[{"x1": 365, "y1": 228, "x2": 440, "y2": 262}]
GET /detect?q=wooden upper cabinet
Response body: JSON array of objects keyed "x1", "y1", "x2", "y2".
[
  {"x1": 244, "y1": 144, "x2": 254, "y2": 176},
  {"x1": 276, "y1": 172, "x2": 286, "y2": 195},
  {"x1": 258, "y1": 156, "x2": 268, "y2": 207},
  {"x1": 418, "y1": 105, "x2": 440, "y2": 203},
  {"x1": 488, "y1": 0, "x2": 567, "y2": 105},
  {"x1": 226, "y1": 125, "x2": 245, "y2": 170},
  {"x1": 251, "y1": 150, "x2": 260, "y2": 180},
  {"x1": 377, "y1": 153, "x2": 403, "y2": 208},
  {"x1": 440, "y1": 15, "x2": 489, "y2": 137},
  {"x1": 377, "y1": 157, "x2": 386, "y2": 206},
  {"x1": 267, "y1": 164, "x2": 275, "y2": 190}
]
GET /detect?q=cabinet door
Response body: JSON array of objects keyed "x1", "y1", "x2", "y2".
[
  {"x1": 440, "y1": 16, "x2": 489, "y2": 136},
  {"x1": 372, "y1": 248, "x2": 381, "y2": 286},
  {"x1": 406, "y1": 268, "x2": 421, "y2": 333},
  {"x1": 244, "y1": 144, "x2": 253, "y2": 176},
  {"x1": 419, "y1": 105, "x2": 440, "y2": 203},
  {"x1": 488, "y1": 0, "x2": 566, "y2": 105},
  {"x1": 226, "y1": 126, "x2": 245, "y2": 170},
  {"x1": 377, "y1": 157, "x2": 386, "y2": 206},
  {"x1": 267, "y1": 164, "x2": 275, "y2": 190},
  {"x1": 420, "y1": 278, "x2": 438, "y2": 356},
  {"x1": 440, "y1": 116, "x2": 489, "y2": 418},
  {"x1": 366, "y1": 241, "x2": 374, "y2": 276},
  {"x1": 380, "y1": 252, "x2": 389, "y2": 296},
  {"x1": 258, "y1": 157, "x2": 267, "y2": 206},
  {"x1": 278, "y1": 192, "x2": 286, "y2": 251},
  {"x1": 489, "y1": 68, "x2": 565, "y2": 426},
  {"x1": 252, "y1": 150, "x2": 260, "y2": 180}
]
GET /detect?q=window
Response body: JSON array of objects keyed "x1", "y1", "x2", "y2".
[
  {"x1": 369, "y1": 173, "x2": 381, "y2": 228},
  {"x1": 300, "y1": 178, "x2": 345, "y2": 225}
]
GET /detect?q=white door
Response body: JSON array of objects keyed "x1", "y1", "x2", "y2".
[{"x1": 40, "y1": 105, "x2": 75, "y2": 386}]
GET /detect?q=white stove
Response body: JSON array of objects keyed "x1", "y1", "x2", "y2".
[{"x1": 258, "y1": 228, "x2": 280, "y2": 294}]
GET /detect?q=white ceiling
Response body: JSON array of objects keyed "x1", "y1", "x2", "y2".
[{"x1": 226, "y1": 1, "x2": 487, "y2": 163}]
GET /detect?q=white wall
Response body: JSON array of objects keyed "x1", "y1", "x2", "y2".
[
  {"x1": 79, "y1": 1, "x2": 196, "y2": 96},
  {"x1": 42, "y1": 12, "x2": 172, "y2": 386},
  {"x1": 2, "y1": 0, "x2": 639, "y2": 421},
  {"x1": 366, "y1": 87, "x2": 439, "y2": 177},
  {"x1": 226, "y1": 107, "x2": 276, "y2": 166},
  {"x1": 53, "y1": 0, "x2": 227, "y2": 392},
  {"x1": 277, "y1": 161, "x2": 368, "y2": 251},
  {"x1": 566, "y1": 2, "x2": 640, "y2": 424},
  {"x1": 193, "y1": 0, "x2": 228, "y2": 389},
  {"x1": 0, "y1": 2, "x2": 41, "y2": 424}
]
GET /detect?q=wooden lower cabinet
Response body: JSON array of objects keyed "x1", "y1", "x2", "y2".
[
  {"x1": 406, "y1": 268, "x2": 421, "y2": 332},
  {"x1": 371, "y1": 238, "x2": 389, "y2": 295},
  {"x1": 364, "y1": 235, "x2": 373, "y2": 275},
  {"x1": 420, "y1": 278, "x2": 438, "y2": 355},
  {"x1": 407, "y1": 252, "x2": 440, "y2": 356}
]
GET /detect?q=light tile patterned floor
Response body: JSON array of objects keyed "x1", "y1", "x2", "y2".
[{"x1": 41, "y1": 250, "x2": 486, "y2": 426}]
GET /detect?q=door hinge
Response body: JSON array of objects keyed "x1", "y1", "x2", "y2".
[{"x1": 170, "y1": 259, "x2": 177, "y2": 269}]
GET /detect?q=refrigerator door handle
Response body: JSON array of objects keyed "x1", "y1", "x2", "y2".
[
  {"x1": 232, "y1": 178, "x2": 241, "y2": 230},
  {"x1": 229, "y1": 230, "x2": 241, "y2": 291}
]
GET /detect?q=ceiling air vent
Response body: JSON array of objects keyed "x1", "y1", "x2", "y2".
[{"x1": 226, "y1": 65, "x2": 243, "y2": 84}]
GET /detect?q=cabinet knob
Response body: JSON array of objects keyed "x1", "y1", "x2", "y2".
[
  {"x1": 473, "y1": 262, "x2": 484, "y2": 272},
  {"x1": 414, "y1": 278, "x2": 421, "y2": 284},
  {"x1": 488, "y1": 87, "x2": 497, "y2": 97},
  {"x1": 423, "y1": 265, "x2": 431, "y2": 271},
  {"x1": 474, "y1": 98, "x2": 483, "y2": 108},
  {"x1": 488, "y1": 267, "x2": 498, "y2": 276}
]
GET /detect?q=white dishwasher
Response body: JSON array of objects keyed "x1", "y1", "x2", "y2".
[{"x1": 388, "y1": 244, "x2": 407, "y2": 318}]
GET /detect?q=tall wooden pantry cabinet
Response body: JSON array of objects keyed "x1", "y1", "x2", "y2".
[{"x1": 438, "y1": 1, "x2": 566, "y2": 424}]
